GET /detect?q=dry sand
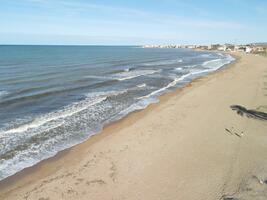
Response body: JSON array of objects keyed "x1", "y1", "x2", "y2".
[{"x1": 0, "y1": 52, "x2": 267, "y2": 200}]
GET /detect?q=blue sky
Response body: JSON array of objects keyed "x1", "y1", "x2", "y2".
[{"x1": 0, "y1": 0, "x2": 266, "y2": 45}]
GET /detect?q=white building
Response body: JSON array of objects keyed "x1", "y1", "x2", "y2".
[
  {"x1": 245, "y1": 46, "x2": 252, "y2": 53},
  {"x1": 217, "y1": 45, "x2": 227, "y2": 51}
]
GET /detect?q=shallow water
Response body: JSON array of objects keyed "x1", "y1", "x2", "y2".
[{"x1": 0, "y1": 45, "x2": 234, "y2": 180}]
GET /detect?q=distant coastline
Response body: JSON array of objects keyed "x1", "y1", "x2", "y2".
[{"x1": 142, "y1": 43, "x2": 267, "y2": 55}]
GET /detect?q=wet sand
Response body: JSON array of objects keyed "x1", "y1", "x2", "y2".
[{"x1": 1, "y1": 52, "x2": 267, "y2": 200}]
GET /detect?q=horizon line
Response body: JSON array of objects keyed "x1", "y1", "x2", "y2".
[{"x1": 1, "y1": 41, "x2": 267, "y2": 46}]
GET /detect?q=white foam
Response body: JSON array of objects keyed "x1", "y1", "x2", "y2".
[
  {"x1": 175, "y1": 67, "x2": 183, "y2": 71},
  {"x1": 201, "y1": 56, "x2": 234, "y2": 70},
  {"x1": 201, "y1": 59, "x2": 222, "y2": 68},
  {"x1": 0, "y1": 53, "x2": 236, "y2": 181},
  {"x1": 138, "y1": 55, "x2": 235, "y2": 100},
  {"x1": 107, "y1": 97, "x2": 159, "y2": 125},
  {"x1": 2, "y1": 56, "x2": 234, "y2": 137},
  {"x1": 83, "y1": 75, "x2": 113, "y2": 80},
  {"x1": 0, "y1": 88, "x2": 138, "y2": 180},
  {"x1": 200, "y1": 54, "x2": 212, "y2": 58},
  {"x1": 143, "y1": 59, "x2": 183, "y2": 66},
  {"x1": 85, "y1": 90, "x2": 127, "y2": 98},
  {"x1": 0, "y1": 130, "x2": 88, "y2": 180},
  {"x1": 137, "y1": 73, "x2": 192, "y2": 100},
  {"x1": 0, "y1": 91, "x2": 8, "y2": 98},
  {"x1": 137, "y1": 83, "x2": 146, "y2": 88},
  {"x1": 0, "y1": 96, "x2": 107, "y2": 136},
  {"x1": 0, "y1": 87, "x2": 157, "y2": 180},
  {"x1": 0, "y1": 88, "x2": 137, "y2": 138},
  {"x1": 184, "y1": 64, "x2": 198, "y2": 68},
  {"x1": 117, "y1": 75, "x2": 139, "y2": 81},
  {"x1": 113, "y1": 70, "x2": 160, "y2": 81}
]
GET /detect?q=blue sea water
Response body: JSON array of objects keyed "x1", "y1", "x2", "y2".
[{"x1": 0, "y1": 45, "x2": 234, "y2": 180}]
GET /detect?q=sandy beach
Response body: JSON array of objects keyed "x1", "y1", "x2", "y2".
[{"x1": 0, "y1": 52, "x2": 267, "y2": 200}]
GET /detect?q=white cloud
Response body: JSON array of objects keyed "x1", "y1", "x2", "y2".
[{"x1": 23, "y1": 0, "x2": 244, "y2": 29}]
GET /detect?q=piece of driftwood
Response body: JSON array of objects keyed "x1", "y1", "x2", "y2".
[{"x1": 230, "y1": 105, "x2": 267, "y2": 121}]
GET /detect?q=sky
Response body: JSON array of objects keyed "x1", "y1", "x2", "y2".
[{"x1": 0, "y1": 0, "x2": 266, "y2": 45}]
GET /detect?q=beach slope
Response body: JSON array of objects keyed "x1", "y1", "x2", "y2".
[{"x1": 1, "y1": 53, "x2": 267, "y2": 200}]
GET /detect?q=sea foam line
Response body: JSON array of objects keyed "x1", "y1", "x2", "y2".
[
  {"x1": 138, "y1": 55, "x2": 235, "y2": 100},
  {"x1": 114, "y1": 70, "x2": 160, "y2": 81},
  {"x1": 0, "y1": 85, "x2": 148, "y2": 137},
  {"x1": 143, "y1": 59, "x2": 183, "y2": 66},
  {"x1": 0, "y1": 96, "x2": 107, "y2": 136},
  {"x1": 0, "y1": 89, "x2": 131, "y2": 136},
  {"x1": 137, "y1": 73, "x2": 192, "y2": 100}
]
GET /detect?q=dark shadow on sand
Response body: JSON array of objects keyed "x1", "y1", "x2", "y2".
[{"x1": 230, "y1": 105, "x2": 267, "y2": 121}]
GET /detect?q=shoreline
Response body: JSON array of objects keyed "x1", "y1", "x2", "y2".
[
  {"x1": 0, "y1": 49, "x2": 233, "y2": 182},
  {"x1": 0, "y1": 51, "x2": 238, "y2": 188},
  {"x1": 1, "y1": 52, "x2": 267, "y2": 200}
]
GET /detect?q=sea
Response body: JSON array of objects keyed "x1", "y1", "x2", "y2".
[{"x1": 0, "y1": 45, "x2": 234, "y2": 180}]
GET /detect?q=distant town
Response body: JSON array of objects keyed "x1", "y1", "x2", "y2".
[{"x1": 143, "y1": 43, "x2": 267, "y2": 54}]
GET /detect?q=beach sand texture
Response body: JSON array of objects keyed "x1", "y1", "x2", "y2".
[{"x1": 0, "y1": 52, "x2": 267, "y2": 200}]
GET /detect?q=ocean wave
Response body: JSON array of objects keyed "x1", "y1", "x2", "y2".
[
  {"x1": 108, "y1": 67, "x2": 134, "y2": 74},
  {"x1": 201, "y1": 56, "x2": 234, "y2": 70},
  {"x1": 124, "y1": 67, "x2": 134, "y2": 72},
  {"x1": 0, "y1": 80, "x2": 118, "y2": 106},
  {"x1": 0, "y1": 97, "x2": 107, "y2": 136},
  {"x1": 199, "y1": 53, "x2": 213, "y2": 58},
  {"x1": 201, "y1": 59, "x2": 222, "y2": 68},
  {"x1": 137, "y1": 83, "x2": 146, "y2": 88},
  {"x1": 108, "y1": 97, "x2": 158, "y2": 124},
  {"x1": 183, "y1": 64, "x2": 198, "y2": 68},
  {"x1": 0, "y1": 91, "x2": 8, "y2": 98},
  {"x1": 0, "y1": 88, "x2": 140, "y2": 180},
  {"x1": 192, "y1": 56, "x2": 234, "y2": 76},
  {"x1": 137, "y1": 73, "x2": 192, "y2": 100},
  {"x1": 0, "y1": 87, "x2": 146, "y2": 137},
  {"x1": 0, "y1": 51, "x2": 235, "y2": 181},
  {"x1": 5, "y1": 85, "x2": 54, "y2": 99},
  {"x1": 175, "y1": 67, "x2": 183, "y2": 71},
  {"x1": 0, "y1": 85, "x2": 155, "y2": 180},
  {"x1": 113, "y1": 69, "x2": 160, "y2": 81},
  {"x1": 85, "y1": 70, "x2": 159, "y2": 82},
  {"x1": 83, "y1": 75, "x2": 113, "y2": 80},
  {"x1": 85, "y1": 89, "x2": 128, "y2": 99},
  {"x1": 137, "y1": 55, "x2": 235, "y2": 100},
  {"x1": 142, "y1": 59, "x2": 183, "y2": 66},
  {"x1": 216, "y1": 53, "x2": 225, "y2": 57}
]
